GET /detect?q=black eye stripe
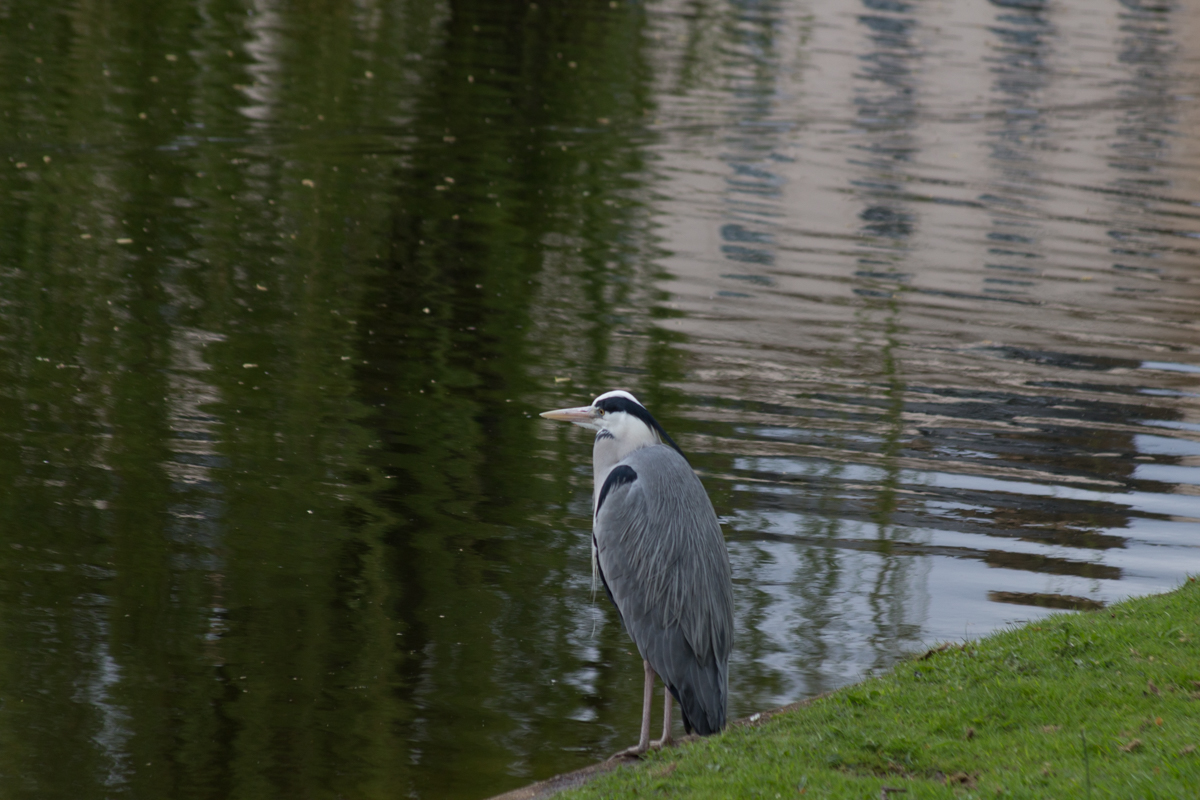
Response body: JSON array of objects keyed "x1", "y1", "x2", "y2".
[
  {"x1": 592, "y1": 397, "x2": 688, "y2": 462},
  {"x1": 594, "y1": 396, "x2": 645, "y2": 415}
]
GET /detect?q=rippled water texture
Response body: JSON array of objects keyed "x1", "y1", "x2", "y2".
[{"x1": 2, "y1": 0, "x2": 1199, "y2": 797}]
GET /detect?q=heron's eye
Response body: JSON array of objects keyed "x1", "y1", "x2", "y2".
[{"x1": 596, "y1": 409, "x2": 605, "y2": 416}]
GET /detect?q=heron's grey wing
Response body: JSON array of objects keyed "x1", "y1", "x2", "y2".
[{"x1": 594, "y1": 445, "x2": 734, "y2": 735}]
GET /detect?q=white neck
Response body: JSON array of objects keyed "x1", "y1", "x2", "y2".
[{"x1": 591, "y1": 413, "x2": 659, "y2": 511}]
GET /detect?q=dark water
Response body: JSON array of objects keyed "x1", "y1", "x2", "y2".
[{"x1": 2, "y1": 0, "x2": 1199, "y2": 797}]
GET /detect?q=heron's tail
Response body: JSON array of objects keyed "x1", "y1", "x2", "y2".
[
  {"x1": 669, "y1": 660, "x2": 727, "y2": 736},
  {"x1": 647, "y1": 628, "x2": 729, "y2": 737}
]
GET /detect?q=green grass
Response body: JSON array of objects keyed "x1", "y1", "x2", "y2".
[{"x1": 563, "y1": 578, "x2": 1200, "y2": 799}]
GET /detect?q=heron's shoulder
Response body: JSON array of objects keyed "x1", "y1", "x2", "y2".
[
  {"x1": 617, "y1": 445, "x2": 700, "y2": 495},
  {"x1": 621, "y1": 443, "x2": 690, "y2": 470}
]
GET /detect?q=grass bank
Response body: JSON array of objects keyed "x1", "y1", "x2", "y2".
[{"x1": 563, "y1": 578, "x2": 1200, "y2": 798}]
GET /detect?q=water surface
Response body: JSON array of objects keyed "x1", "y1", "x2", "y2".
[{"x1": 2, "y1": 0, "x2": 1199, "y2": 797}]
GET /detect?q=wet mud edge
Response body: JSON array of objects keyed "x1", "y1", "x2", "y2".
[{"x1": 485, "y1": 693, "x2": 832, "y2": 800}]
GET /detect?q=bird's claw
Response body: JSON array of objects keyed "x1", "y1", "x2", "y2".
[
  {"x1": 607, "y1": 745, "x2": 646, "y2": 761},
  {"x1": 608, "y1": 737, "x2": 671, "y2": 761}
]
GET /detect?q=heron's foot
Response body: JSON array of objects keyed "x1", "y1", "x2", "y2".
[
  {"x1": 607, "y1": 744, "x2": 648, "y2": 761},
  {"x1": 609, "y1": 735, "x2": 672, "y2": 761}
]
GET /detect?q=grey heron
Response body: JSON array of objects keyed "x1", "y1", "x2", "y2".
[{"x1": 541, "y1": 390, "x2": 734, "y2": 757}]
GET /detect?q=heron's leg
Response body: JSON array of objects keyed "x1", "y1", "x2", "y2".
[
  {"x1": 651, "y1": 686, "x2": 672, "y2": 749},
  {"x1": 609, "y1": 660, "x2": 655, "y2": 759},
  {"x1": 639, "y1": 661, "x2": 654, "y2": 749}
]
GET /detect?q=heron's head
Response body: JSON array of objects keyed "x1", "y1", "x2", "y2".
[{"x1": 540, "y1": 390, "x2": 685, "y2": 458}]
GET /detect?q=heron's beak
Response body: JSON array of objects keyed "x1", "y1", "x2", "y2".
[{"x1": 539, "y1": 405, "x2": 599, "y2": 429}]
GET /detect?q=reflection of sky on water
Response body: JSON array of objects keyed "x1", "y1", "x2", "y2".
[{"x1": 1142, "y1": 360, "x2": 1200, "y2": 374}]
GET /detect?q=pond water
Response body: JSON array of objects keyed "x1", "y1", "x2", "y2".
[{"x1": 2, "y1": 0, "x2": 1199, "y2": 797}]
